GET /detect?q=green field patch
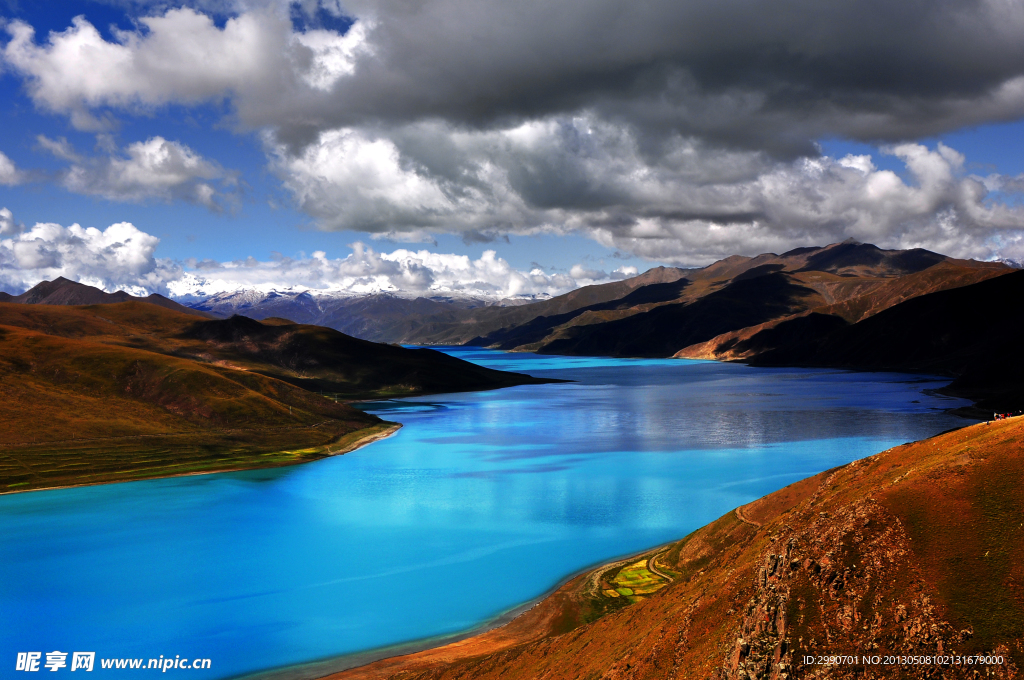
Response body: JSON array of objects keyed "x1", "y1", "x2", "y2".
[
  {"x1": 603, "y1": 555, "x2": 672, "y2": 603},
  {"x1": 615, "y1": 568, "x2": 653, "y2": 584}
]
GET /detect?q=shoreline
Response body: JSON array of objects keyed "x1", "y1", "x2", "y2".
[
  {"x1": 232, "y1": 541, "x2": 677, "y2": 680},
  {"x1": 0, "y1": 422, "x2": 402, "y2": 497},
  {"x1": 315, "y1": 416, "x2": 1020, "y2": 680},
  {"x1": 230, "y1": 592, "x2": 549, "y2": 680}
]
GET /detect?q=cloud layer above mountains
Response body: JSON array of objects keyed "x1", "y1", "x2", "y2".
[
  {"x1": 4, "y1": 0, "x2": 1024, "y2": 264},
  {"x1": 0, "y1": 211, "x2": 180, "y2": 296},
  {"x1": 0, "y1": 208, "x2": 636, "y2": 298}
]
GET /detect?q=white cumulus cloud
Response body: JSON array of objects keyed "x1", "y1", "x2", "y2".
[
  {"x1": 38, "y1": 135, "x2": 240, "y2": 211},
  {"x1": 270, "y1": 118, "x2": 1024, "y2": 264},
  {"x1": 0, "y1": 207, "x2": 21, "y2": 236},
  {"x1": 0, "y1": 208, "x2": 629, "y2": 300},
  {"x1": 587, "y1": 142, "x2": 1024, "y2": 264},
  {"x1": 1, "y1": 7, "x2": 370, "y2": 132},
  {"x1": 169, "y1": 243, "x2": 587, "y2": 299},
  {"x1": 0, "y1": 211, "x2": 182, "y2": 295}
]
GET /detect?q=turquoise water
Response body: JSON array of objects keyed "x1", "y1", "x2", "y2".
[{"x1": 0, "y1": 351, "x2": 972, "y2": 678}]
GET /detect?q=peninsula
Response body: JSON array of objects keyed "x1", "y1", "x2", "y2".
[{"x1": 0, "y1": 281, "x2": 555, "y2": 493}]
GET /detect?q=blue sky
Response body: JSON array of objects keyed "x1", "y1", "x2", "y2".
[{"x1": 2, "y1": 0, "x2": 1024, "y2": 298}]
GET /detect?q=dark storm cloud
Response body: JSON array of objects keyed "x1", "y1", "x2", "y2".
[{"x1": 267, "y1": 0, "x2": 1024, "y2": 153}]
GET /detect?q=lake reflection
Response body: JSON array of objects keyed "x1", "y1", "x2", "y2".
[{"x1": 0, "y1": 351, "x2": 972, "y2": 678}]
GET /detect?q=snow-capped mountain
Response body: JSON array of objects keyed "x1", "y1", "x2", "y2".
[{"x1": 181, "y1": 289, "x2": 545, "y2": 343}]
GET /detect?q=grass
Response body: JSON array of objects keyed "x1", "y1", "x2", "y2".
[
  {"x1": 0, "y1": 421, "x2": 396, "y2": 492},
  {"x1": 592, "y1": 555, "x2": 674, "y2": 605}
]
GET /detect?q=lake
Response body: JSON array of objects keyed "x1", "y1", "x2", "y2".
[{"x1": 0, "y1": 350, "x2": 973, "y2": 678}]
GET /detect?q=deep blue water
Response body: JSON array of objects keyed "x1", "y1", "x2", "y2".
[{"x1": 0, "y1": 351, "x2": 973, "y2": 678}]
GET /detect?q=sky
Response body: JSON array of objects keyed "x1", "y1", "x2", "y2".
[{"x1": 2, "y1": 0, "x2": 1024, "y2": 299}]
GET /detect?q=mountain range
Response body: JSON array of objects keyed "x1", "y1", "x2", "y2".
[
  {"x1": 175, "y1": 266, "x2": 687, "y2": 344},
  {"x1": 181, "y1": 242, "x2": 1010, "y2": 355},
  {"x1": 6, "y1": 240, "x2": 1020, "y2": 414},
  {"x1": 174, "y1": 241, "x2": 1020, "y2": 411},
  {"x1": 453, "y1": 241, "x2": 1010, "y2": 356}
]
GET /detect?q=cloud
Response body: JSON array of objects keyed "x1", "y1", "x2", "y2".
[
  {"x1": 585, "y1": 142, "x2": 1024, "y2": 264},
  {"x1": 0, "y1": 207, "x2": 20, "y2": 236},
  {"x1": 1, "y1": 7, "x2": 369, "y2": 134},
  {"x1": 2, "y1": 9, "x2": 287, "y2": 129},
  {"x1": 5, "y1": 3, "x2": 1024, "y2": 263},
  {"x1": 269, "y1": 128, "x2": 462, "y2": 231},
  {"x1": 35, "y1": 135, "x2": 82, "y2": 162},
  {"x1": 272, "y1": 118, "x2": 1024, "y2": 263},
  {"x1": 0, "y1": 211, "x2": 182, "y2": 295},
  {"x1": 0, "y1": 151, "x2": 23, "y2": 185},
  {"x1": 170, "y1": 243, "x2": 586, "y2": 298},
  {"x1": 0, "y1": 208, "x2": 628, "y2": 299},
  {"x1": 38, "y1": 135, "x2": 240, "y2": 211},
  {"x1": 8, "y1": 1, "x2": 1024, "y2": 151}
]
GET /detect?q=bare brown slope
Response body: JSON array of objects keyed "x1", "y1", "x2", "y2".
[
  {"x1": 0, "y1": 302, "x2": 554, "y2": 399},
  {"x1": 677, "y1": 262, "x2": 1009, "y2": 361},
  {"x1": 331, "y1": 418, "x2": 1024, "y2": 680},
  {"x1": 176, "y1": 314, "x2": 559, "y2": 397},
  {"x1": 0, "y1": 320, "x2": 383, "y2": 492},
  {"x1": 436, "y1": 242, "x2": 1008, "y2": 356},
  {"x1": 396, "y1": 266, "x2": 691, "y2": 345},
  {"x1": 537, "y1": 272, "x2": 827, "y2": 357}
]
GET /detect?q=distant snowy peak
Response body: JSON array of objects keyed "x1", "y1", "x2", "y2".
[
  {"x1": 168, "y1": 268, "x2": 556, "y2": 307},
  {"x1": 167, "y1": 273, "x2": 323, "y2": 302},
  {"x1": 180, "y1": 287, "x2": 546, "y2": 309},
  {"x1": 181, "y1": 288, "x2": 548, "y2": 336}
]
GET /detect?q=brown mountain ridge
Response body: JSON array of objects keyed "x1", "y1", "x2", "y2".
[
  {"x1": 1, "y1": 276, "x2": 211, "y2": 316},
  {"x1": 455, "y1": 241, "x2": 1009, "y2": 357}
]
